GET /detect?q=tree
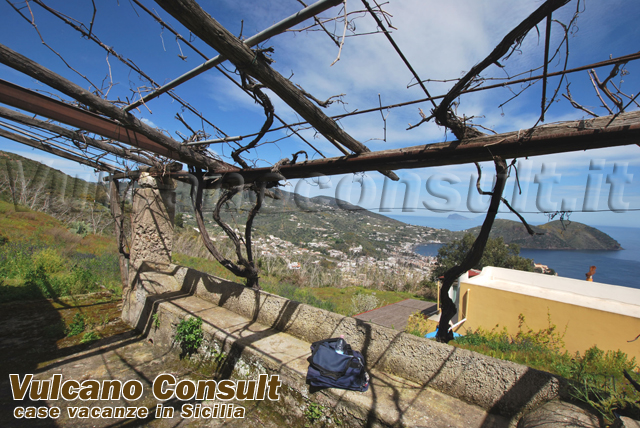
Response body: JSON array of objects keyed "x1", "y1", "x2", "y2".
[
  {"x1": 430, "y1": 233, "x2": 533, "y2": 283},
  {"x1": 175, "y1": 213, "x2": 184, "y2": 228}
]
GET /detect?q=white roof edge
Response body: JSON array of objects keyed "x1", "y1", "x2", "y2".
[{"x1": 462, "y1": 267, "x2": 640, "y2": 319}]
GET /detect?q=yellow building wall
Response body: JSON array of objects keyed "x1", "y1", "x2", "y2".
[{"x1": 458, "y1": 282, "x2": 640, "y2": 361}]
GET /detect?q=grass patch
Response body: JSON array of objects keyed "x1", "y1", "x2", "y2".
[
  {"x1": 449, "y1": 314, "x2": 640, "y2": 424},
  {"x1": 260, "y1": 282, "x2": 337, "y2": 313},
  {"x1": 173, "y1": 252, "x2": 239, "y2": 281},
  {"x1": 175, "y1": 252, "x2": 425, "y2": 317},
  {"x1": 0, "y1": 240, "x2": 121, "y2": 303},
  {"x1": 307, "y1": 287, "x2": 417, "y2": 316}
]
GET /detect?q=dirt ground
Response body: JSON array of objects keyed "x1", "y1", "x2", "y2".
[{"x1": 0, "y1": 293, "x2": 316, "y2": 428}]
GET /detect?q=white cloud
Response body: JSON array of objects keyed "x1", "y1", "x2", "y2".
[{"x1": 140, "y1": 118, "x2": 158, "y2": 128}]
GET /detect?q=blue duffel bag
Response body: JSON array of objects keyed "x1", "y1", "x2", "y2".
[{"x1": 306, "y1": 337, "x2": 369, "y2": 392}]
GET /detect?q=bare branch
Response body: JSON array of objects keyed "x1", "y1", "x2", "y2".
[
  {"x1": 361, "y1": 0, "x2": 436, "y2": 107},
  {"x1": 432, "y1": 0, "x2": 570, "y2": 139},
  {"x1": 590, "y1": 67, "x2": 624, "y2": 112},
  {"x1": 0, "y1": 42, "x2": 229, "y2": 171},
  {"x1": 32, "y1": 0, "x2": 229, "y2": 139},
  {"x1": 330, "y1": 0, "x2": 348, "y2": 66},
  {"x1": 108, "y1": 178, "x2": 130, "y2": 288},
  {"x1": 295, "y1": 84, "x2": 345, "y2": 108},
  {"x1": 563, "y1": 83, "x2": 598, "y2": 117},
  {"x1": 190, "y1": 172, "x2": 248, "y2": 278},
  {"x1": 9, "y1": 0, "x2": 105, "y2": 97},
  {"x1": 589, "y1": 69, "x2": 614, "y2": 114},
  {"x1": 232, "y1": 74, "x2": 275, "y2": 169},
  {"x1": 295, "y1": 0, "x2": 340, "y2": 47}
]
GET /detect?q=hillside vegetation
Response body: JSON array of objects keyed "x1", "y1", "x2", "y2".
[
  {"x1": 1, "y1": 151, "x2": 623, "y2": 311},
  {"x1": 0, "y1": 150, "x2": 113, "y2": 235},
  {"x1": 0, "y1": 200, "x2": 121, "y2": 303},
  {"x1": 175, "y1": 184, "x2": 459, "y2": 259},
  {"x1": 464, "y1": 219, "x2": 622, "y2": 250}
]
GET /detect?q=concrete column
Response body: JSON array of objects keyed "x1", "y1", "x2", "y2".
[{"x1": 128, "y1": 173, "x2": 176, "y2": 286}]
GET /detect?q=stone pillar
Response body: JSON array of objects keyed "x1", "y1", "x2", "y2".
[{"x1": 128, "y1": 173, "x2": 176, "y2": 287}]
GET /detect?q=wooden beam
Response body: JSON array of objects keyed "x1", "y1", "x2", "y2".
[
  {"x1": 230, "y1": 111, "x2": 640, "y2": 182},
  {"x1": 0, "y1": 79, "x2": 177, "y2": 159},
  {"x1": 0, "y1": 105, "x2": 157, "y2": 167},
  {"x1": 125, "y1": 0, "x2": 343, "y2": 111},
  {"x1": 152, "y1": 0, "x2": 399, "y2": 181},
  {"x1": 107, "y1": 110, "x2": 640, "y2": 186},
  {"x1": 433, "y1": 0, "x2": 571, "y2": 136},
  {"x1": 0, "y1": 127, "x2": 121, "y2": 173},
  {"x1": 0, "y1": 44, "x2": 237, "y2": 172},
  {"x1": 108, "y1": 179, "x2": 129, "y2": 289}
]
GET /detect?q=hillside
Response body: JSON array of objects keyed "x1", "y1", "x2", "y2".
[
  {"x1": 2, "y1": 152, "x2": 622, "y2": 254},
  {"x1": 175, "y1": 185, "x2": 459, "y2": 259},
  {"x1": 463, "y1": 219, "x2": 622, "y2": 250},
  {"x1": 0, "y1": 199, "x2": 121, "y2": 303},
  {"x1": 176, "y1": 182, "x2": 623, "y2": 254},
  {"x1": 0, "y1": 151, "x2": 454, "y2": 262},
  {"x1": 0, "y1": 150, "x2": 105, "y2": 204}
]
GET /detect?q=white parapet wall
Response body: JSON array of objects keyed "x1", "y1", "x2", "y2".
[{"x1": 122, "y1": 263, "x2": 568, "y2": 421}]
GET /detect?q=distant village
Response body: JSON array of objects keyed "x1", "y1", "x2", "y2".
[
  {"x1": 182, "y1": 211, "x2": 442, "y2": 286},
  {"x1": 253, "y1": 233, "x2": 437, "y2": 277}
]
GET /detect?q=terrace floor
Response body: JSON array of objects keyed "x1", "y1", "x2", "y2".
[{"x1": 353, "y1": 299, "x2": 437, "y2": 331}]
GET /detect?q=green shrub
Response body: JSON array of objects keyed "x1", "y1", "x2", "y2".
[
  {"x1": 68, "y1": 266, "x2": 94, "y2": 294},
  {"x1": 175, "y1": 317, "x2": 203, "y2": 357},
  {"x1": 305, "y1": 402, "x2": 324, "y2": 425},
  {"x1": 69, "y1": 221, "x2": 91, "y2": 237},
  {"x1": 67, "y1": 313, "x2": 86, "y2": 337},
  {"x1": 175, "y1": 213, "x2": 184, "y2": 228},
  {"x1": 261, "y1": 282, "x2": 336, "y2": 313},
  {"x1": 452, "y1": 314, "x2": 640, "y2": 423},
  {"x1": 32, "y1": 248, "x2": 66, "y2": 274},
  {"x1": 80, "y1": 331, "x2": 100, "y2": 344},
  {"x1": 350, "y1": 291, "x2": 381, "y2": 315},
  {"x1": 405, "y1": 311, "x2": 435, "y2": 337}
]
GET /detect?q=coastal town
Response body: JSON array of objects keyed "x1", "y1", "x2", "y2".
[
  {"x1": 180, "y1": 203, "x2": 448, "y2": 290},
  {"x1": 253, "y1": 233, "x2": 437, "y2": 277}
]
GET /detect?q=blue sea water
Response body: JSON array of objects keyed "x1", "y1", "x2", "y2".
[{"x1": 394, "y1": 215, "x2": 640, "y2": 290}]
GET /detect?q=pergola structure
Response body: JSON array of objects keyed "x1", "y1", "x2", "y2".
[{"x1": 0, "y1": 0, "x2": 638, "y2": 341}]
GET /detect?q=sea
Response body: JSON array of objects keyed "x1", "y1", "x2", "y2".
[{"x1": 388, "y1": 215, "x2": 640, "y2": 290}]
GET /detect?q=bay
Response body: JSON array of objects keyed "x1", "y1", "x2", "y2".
[{"x1": 404, "y1": 217, "x2": 640, "y2": 290}]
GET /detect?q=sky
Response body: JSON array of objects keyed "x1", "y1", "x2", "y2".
[{"x1": 1, "y1": 0, "x2": 640, "y2": 227}]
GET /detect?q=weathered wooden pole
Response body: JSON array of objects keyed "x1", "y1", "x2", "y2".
[{"x1": 152, "y1": 0, "x2": 399, "y2": 181}]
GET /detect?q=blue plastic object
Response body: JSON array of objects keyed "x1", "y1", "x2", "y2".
[{"x1": 425, "y1": 330, "x2": 462, "y2": 339}]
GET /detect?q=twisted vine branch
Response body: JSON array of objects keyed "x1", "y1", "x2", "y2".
[{"x1": 189, "y1": 170, "x2": 261, "y2": 288}]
